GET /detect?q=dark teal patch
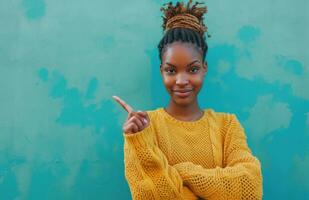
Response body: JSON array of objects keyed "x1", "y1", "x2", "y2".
[
  {"x1": 0, "y1": 152, "x2": 25, "y2": 199},
  {"x1": 37, "y1": 68, "x2": 49, "y2": 82},
  {"x1": 22, "y1": 0, "x2": 46, "y2": 20},
  {"x1": 237, "y1": 25, "x2": 261, "y2": 44},
  {"x1": 86, "y1": 78, "x2": 98, "y2": 99},
  {"x1": 36, "y1": 68, "x2": 131, "y2": 199},
  {"x1": 36, "y1": 69, "x2": 120, "y2": 134},
  {"x1": 50, "y1": 71, "x2": 67, "y2": 98},
  {"x1": 95, "y1": 35, "x2": 116, "y2": 52},
  {"x1": 276, "y1": 55, "x2": 304, "y2": 75}
]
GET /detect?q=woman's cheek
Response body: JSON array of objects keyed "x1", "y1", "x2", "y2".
[{"x1": 193, "y1": 76, "x2": 204, "y2": 85}]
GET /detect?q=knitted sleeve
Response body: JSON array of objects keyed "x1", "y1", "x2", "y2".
[
  {"x1": 123, "y1": 116, "x2": 198, "y2": 200},
  {"x1": 173, "y1": 114, "x2": 263, "y2": 200}
]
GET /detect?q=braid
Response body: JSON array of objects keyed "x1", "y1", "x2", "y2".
[{"x1": 157, "y1": 0, "x2": 210, "y2": 62}]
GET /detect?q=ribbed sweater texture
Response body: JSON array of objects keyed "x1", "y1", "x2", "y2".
[{"x1": 123, "y1": 107, "x2": 263, "y2": 200}]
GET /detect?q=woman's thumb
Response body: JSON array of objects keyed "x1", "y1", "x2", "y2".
[{"x1": 136, "y1": 110, "x2": 149, "y2": 124}]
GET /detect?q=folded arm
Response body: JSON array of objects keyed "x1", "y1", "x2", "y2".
[
  {"x1": 174, "y1": 114, "x2": 263, "y2": 200},
  {"x1": 124, "y1": 118, "x2": 198, "y2": 200}
]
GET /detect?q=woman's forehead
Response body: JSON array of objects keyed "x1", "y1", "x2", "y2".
[{"x1": 162, "y1": 42, "x2": 202, "y2": 63}]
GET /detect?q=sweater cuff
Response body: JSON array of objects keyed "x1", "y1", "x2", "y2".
[
  {"x1": 174, "y1": 162, "x2": 215, "y2": 182},
  {"x1": 173, "y1": 162, "x2": 194, "y2": 180},
  {"x1": 123, "y1": 123, "x2": 156, "y2": 149}
]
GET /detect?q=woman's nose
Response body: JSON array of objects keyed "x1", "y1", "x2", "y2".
[{"x1": 176, "y1": 74, "x2": 189, "y2": 85}]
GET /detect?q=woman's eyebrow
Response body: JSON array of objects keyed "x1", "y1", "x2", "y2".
[{"x1": 165, "y1": 60, "x2": 200, "y2": 68}]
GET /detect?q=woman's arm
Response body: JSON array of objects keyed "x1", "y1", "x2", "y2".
[
  {"x1": 112, "y1": 96, "x2": 197, "y2": 199},
  {"x1": 173, "y1": 114, "x2": 263, "y2": 200},
  {"x1": 124, "y1": 117, "x2": 198, "y2": 200}
]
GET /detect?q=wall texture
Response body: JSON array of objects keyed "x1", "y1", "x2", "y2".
[{"x1": 0, "y1": 0, "x2": 308, "y2": 199}]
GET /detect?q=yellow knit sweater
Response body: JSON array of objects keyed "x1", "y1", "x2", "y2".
[{"x1": 123, "y1": 107, "x2": 263, "y2": 200}]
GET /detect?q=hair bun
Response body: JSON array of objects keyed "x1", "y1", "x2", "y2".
[{"x1": 160, "y1": 0, "x2": 209, "y2": 37}]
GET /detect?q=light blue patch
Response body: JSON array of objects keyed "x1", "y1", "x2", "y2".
[
  {"x1": 22, "y1": 0, "x2": 46, "y2": 20},
  {"x1": 237, "y1": 25, "x2": 261, "y2": 43}
]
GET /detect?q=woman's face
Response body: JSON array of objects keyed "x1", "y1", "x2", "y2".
[{"x1": 160, "y1": 42, "x2": 207, "y2": 107}]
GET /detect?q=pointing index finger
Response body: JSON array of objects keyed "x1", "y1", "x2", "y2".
[{"x1": 112, "y1": 95, "x2": 134, "y2": 113}]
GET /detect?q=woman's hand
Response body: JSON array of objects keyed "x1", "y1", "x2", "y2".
[{"x1": 112, "y1": 95, "x2": 150, "y2": 134}]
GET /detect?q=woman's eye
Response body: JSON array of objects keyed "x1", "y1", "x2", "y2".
[
  {"x1": 190, "y1": 66, "x2": 200, "y2": 73},
  {"x1": 165, "y1": 68, "x2": 175, "y2": 74}
]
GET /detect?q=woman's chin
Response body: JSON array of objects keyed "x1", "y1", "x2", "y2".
[{"x1": 172, "y1": 95, "x2": 194, "y2": 106}]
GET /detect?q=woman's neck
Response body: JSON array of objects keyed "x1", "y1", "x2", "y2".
[{"x1": 164, "y1": 100, "x2": 204, "y2": 121}]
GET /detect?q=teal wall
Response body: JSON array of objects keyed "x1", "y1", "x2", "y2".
[{"x1": 1, "y1": 0, "x2": 308, "y2": 199}]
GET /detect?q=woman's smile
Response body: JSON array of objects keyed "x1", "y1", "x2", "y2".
[{"x1": 173, "y1": 89, "x2": 193, "y2": 98}]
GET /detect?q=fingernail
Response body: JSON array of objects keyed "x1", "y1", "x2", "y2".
[{"x1": 143, "y1": 119, "x2": 148, "y2": 124}]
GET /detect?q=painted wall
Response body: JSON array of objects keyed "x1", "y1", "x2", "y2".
[{"x1": 1, "y1": 0, "x2": 308, "y2": 199}]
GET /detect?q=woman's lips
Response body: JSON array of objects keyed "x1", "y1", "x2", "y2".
[{"x1": 173, "y1": 90, "x2": 192, "y2": 98}]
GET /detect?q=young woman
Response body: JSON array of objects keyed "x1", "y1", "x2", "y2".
[{"x1": 113, "y1": 1, "x2": 263, "y2": 199}]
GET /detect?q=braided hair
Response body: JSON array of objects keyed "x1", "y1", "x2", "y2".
[{"x1": 157, "y1": 0, "x2": 210, "y2": 63}]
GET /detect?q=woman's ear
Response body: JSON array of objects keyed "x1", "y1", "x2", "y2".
[{"x1": 160, "y1": 64, "x2": 163, "y2": 75}]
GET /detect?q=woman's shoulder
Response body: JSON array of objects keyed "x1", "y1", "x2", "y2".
[{"x1": 204, "y1": 108, "x2": 238, "y2": 125}]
